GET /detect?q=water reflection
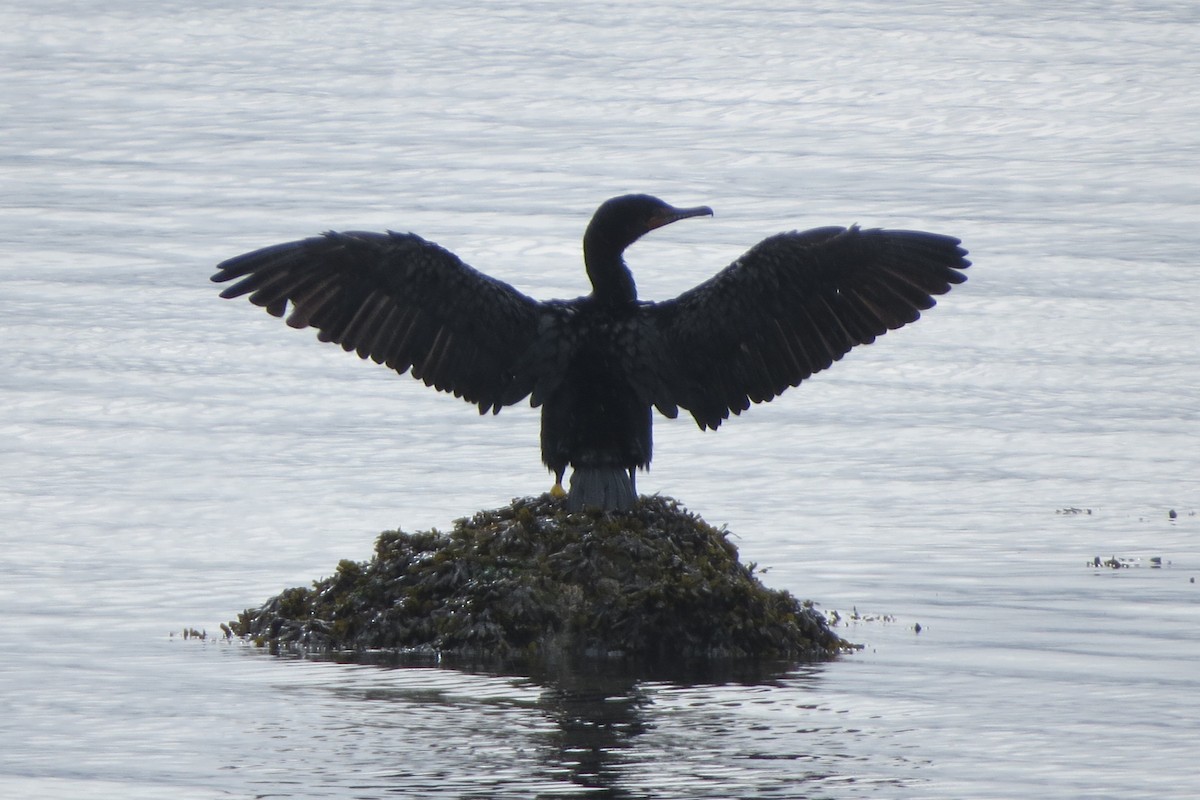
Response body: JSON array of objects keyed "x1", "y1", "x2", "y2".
[
  {"x1": 287, "y1": 650, "x2": 842, "y2": 799},
  {"x1": 534, "y1": 664, "x2": 654, "y2": 795},
  {"x1": 532, "y1": 658, "x2": 814, "y2": 797}
]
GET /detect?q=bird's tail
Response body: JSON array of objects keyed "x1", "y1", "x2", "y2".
[{"x1": 567, "y1": 467, "x2": 636, "y2": 512}]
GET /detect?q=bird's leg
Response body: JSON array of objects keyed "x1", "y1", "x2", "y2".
[{"x1": 550, "y1": 468, "x2": 567, "y2": 499}]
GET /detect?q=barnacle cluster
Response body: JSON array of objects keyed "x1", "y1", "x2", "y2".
[{"x1": 232, "y1": 494, "x2": 848, "y2": 662}]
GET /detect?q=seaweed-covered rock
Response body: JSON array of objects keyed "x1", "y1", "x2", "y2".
[{"x1": 232, "y1": 494, "x2": 849, "y2": 661}]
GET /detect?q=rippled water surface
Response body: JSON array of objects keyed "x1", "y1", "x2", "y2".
[{"x1": 3, "y1": 1, "x2": 1198, "y2": 797}]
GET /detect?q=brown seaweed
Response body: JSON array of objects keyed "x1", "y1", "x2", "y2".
[{"x1": 232, "y1": 494, "x2": 851, "y2": 663}]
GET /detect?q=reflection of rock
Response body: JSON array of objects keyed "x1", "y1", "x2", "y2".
[
  {"x1": 232, "y1": 495, "x2": 849, "y2": 661},
  {"x1": 529, "y1": 658, "x2": 814, "y2": 794}
]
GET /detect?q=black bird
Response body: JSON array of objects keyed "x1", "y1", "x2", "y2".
[{"x1": 212, "y1": 194, "x2": 969, "y2": 511}]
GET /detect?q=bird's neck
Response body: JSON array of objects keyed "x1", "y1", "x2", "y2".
[{"x1": 583, "y1": 238, "x2": 637, "y2": 306}]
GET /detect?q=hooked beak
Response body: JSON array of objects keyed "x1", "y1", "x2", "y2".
[{"x1": 647, "y1": 204, "x2": 714, "y2": 230}]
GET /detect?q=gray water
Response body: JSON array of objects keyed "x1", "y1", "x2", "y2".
[{"x1": 3, "y1": 1, "x2": 1198, "y2": 797}]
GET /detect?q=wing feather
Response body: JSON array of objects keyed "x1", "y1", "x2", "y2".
[
  {"x1": 642, "y1": 225, "x2": 969, "y2": 429},
  {"x1": 212, "y1": 230, "x2": 548, "y2": 411}
]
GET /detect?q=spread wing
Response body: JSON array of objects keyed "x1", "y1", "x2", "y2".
[
  {"x1": 211, "y1": 230, "x2": 552, "y2": 413},
  {"x1": 639, "y1": 225, "x2": 970, "y2": 429}
]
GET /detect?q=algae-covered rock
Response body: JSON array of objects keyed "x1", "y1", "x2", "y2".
[{"x1": 232, "y1": 495, "x2": 848, "y2": 661}]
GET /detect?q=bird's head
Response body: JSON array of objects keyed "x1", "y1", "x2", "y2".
[
  {"x1": 584, "y1": 194, "x2": 714, "y2": 256},
  {"x1": 582, "y1": 194, "x2": 713, "y2": 305}
]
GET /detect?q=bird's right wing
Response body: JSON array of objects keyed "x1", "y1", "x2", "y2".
[
  {"x1": 638, "y1": 225, "x2": 970, "y2": 429},
  {"x1": 212, "y1": 230, "x2": 552, "y2": 413}
]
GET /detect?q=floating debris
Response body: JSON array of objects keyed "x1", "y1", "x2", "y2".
[
  {"x1": 1056, "y1": 507, "x2": 1093, "y2": 516},
  {"x1": 823, "y1": 607, "x2": 902, "y2": 629},
  {"x1": 230, "y1": 495, "x2": 851, "y2": 663},
  {"x1": 1089, "y1": 555, "x2": 1169, "y2": 570},
  {"x1": 849, "y1": 606, "x2": 897, "y2": 623}
]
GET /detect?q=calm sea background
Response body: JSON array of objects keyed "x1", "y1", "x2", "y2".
[{"x1": 2, "y1": 1, "x2": 1197, "y2": 797}]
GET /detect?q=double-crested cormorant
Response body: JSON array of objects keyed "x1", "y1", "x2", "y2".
[{"x1": 212, "y1": 194, "x2": 969, "y2": 511}]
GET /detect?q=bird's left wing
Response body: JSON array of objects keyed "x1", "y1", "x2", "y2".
[
  {"x1": 211, "y1": 230, "x2": 549, "y2": 413},
  {"x1": 636, "y1": 225, "x2": 970, "y2": 429}
]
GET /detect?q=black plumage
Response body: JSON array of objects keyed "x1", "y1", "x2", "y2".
[{"x1": 212, "y1": 194, "x2": 969, "y2": 511}]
